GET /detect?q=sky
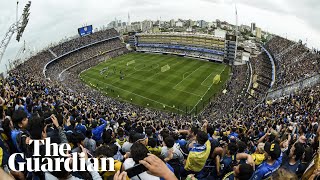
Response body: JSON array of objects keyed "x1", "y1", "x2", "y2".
[{"x1": 0, "y1": 0, "x2": 320, "y2": 72}]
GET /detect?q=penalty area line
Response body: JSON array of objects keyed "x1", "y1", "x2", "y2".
[
  {"x1": 173, "y1": 65, "x2": 203, "y2": 89},
  {"x1": 190, "y1": 65, "x2": 227, "y2": 113},
  {"x1": 82, "y1": 75, "x2": 184, "y2": 113}
]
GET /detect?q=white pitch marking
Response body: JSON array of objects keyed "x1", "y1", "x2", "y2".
[{"x1": 82, "y1": 75, "x2": 184, "y2": 113}]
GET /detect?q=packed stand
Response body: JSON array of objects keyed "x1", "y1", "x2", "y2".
[
  {"x1": 249, "y1": 52, "x2": 273, "y2": 100},
  {"x1": 51, "y1": 29, "x2": 119, "y2": 57},
  {"x1": 1, "y1": 71, "x2": 320, "y2": 179},
  {"x1": 46, "y1": 38, "x2": 124, "y2": 81},
  {"x1": 265, "y1": 36, "x2": 320, "y2": 89}
]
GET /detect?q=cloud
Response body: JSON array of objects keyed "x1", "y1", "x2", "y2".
[{"x1": 200, "y1": 0, "x2": 320, "y2": 31}]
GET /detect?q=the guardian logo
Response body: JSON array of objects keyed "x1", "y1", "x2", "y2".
[{"x1": 8, "y1": 138, "x2": 115, "y2": 172}]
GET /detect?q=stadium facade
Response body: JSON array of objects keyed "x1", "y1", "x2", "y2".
[{"x1": 129, "y1": 32, "x2": 237, "y2": 65}]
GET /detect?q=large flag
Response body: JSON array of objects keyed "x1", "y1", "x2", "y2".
[{"x1": 213, "y1": 75, "x2": 221, "y2": 84}]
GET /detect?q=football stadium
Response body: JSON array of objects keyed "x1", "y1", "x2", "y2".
[{"x1": 0, "y1": 1, "x2": 320, "y2": 180}]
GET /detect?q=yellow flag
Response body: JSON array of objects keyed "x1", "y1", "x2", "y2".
[{"x1": 213, "y1": 75, "x2": 221, "y2": 84}]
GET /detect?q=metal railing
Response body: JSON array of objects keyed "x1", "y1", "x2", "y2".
[{"x1": 266, "y1": 74, "x2": 320, "y2": 100}]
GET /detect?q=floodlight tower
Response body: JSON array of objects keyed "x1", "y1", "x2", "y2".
[
  {"x1": 0, "y1": 1, "x2": 31, "y2": 64},
  {"x1": 13, "y1": 40, "x2": 27, "y2": 67}
]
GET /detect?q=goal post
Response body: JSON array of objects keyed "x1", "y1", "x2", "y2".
[{"x1": 161, "y1": 64, "x2": 170, "y2": 72}]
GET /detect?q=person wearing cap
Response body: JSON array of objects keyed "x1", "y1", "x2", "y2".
[
  {"x1": 222, "y1": 164, "x2": 254, "y2": 180},
  {"x1": 133, "y1": 133, "x2": 148, "y2": 146},
  {"x1": 250, "y1": 142, "x2": 283, "y2": 180}
]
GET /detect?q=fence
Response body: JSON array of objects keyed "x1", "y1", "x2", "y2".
[{"x1": 266, "y1": 74, "x2": 320, "y2": 100}]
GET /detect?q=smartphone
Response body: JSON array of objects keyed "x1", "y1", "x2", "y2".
[
  {"x1": 126, "y1": 164, "x2": 148, "y2": 178},
  {"x1": 44, "y1": 117, "x2": 52, "y2": 124}
]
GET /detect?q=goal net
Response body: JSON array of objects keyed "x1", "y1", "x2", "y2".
[{"x1": 161, "y1": 64, "x2": 170, "y2": 72}]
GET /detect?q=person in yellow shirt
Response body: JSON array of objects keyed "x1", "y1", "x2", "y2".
[
  {"x1": 95, "y1": 145, "x2": 123, "y2": 180},
  {"x1": 252, "y1": 143, "x2": 265, "y2": 166},
  {"x1": 147, "y1": 138, "x2": 162, "y2": 157},
  {"x1": 116, "y1": 128, "x2": 127, "y2": 148},
  {"x1": 182, "y1": 131, "x2": 211, "y2": 177}
]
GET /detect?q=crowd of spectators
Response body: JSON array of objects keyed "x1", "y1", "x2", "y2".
[
  {"x1": 0, "y1": 30, "x2": 320, "y2": 180},
  {"x1": 50, "y1": 29, "x2": 119, "y2": 57},
  {"x1": 249, "y1": 52, "x2": 273, "y2": 100},
  {"x1": 46, "y1": 39, "x2": 124, "y2": 81},
  {"x1": 265, "y1": 36, "x2": 320, "y2": 88}
]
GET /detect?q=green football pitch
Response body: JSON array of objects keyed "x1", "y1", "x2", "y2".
[{"x1": 80, "y1": 53, "x2": 230, "y2": 115}]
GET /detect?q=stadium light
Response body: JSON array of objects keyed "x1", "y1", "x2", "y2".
[
  {"x1": 0, "y1": 1, "x2": 32, "y2": 63},
  {"x1": 16, "y1": 1, "x2": 31, "y2": 42}
]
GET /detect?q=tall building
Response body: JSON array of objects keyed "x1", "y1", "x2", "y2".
[
  {"x1": 256, "y1": 27, "x2": 262, "y2": 39},
  {"x1": 116, "y1": 19, "x2": 122, "y2": 28},
  {"x1": 214, "y1": 29, "x2": 226, "y2": 39},
  {"x1": 152, "y1": 25, "x2": 160, "y2": 33},
  {"x1": 131, "y1": 22, "x2": 142, "y2": 31},
  {"x1": 203, "y1": 20, "x2": 208, "y2": 28},
  {"x1": 186, "y1": 19, "x2": 194, "y2": 27},
  {"x1": 198, "y1": 20, "x2": 208, "y2": 28},
  {"x1": 216, "y1": 19, "x2": 221, "y2": 28},
  {"x1": 251, "y1": 23, "x2": 256, "y2": 32},
  {"x1": 170, "y1": 19, "x2": 175, "y2": 28},
  {"x1": 240, "y1": 24, "x2": 250, "y2": 33},
  {"x1": 127, "y1": 13, "x2": 131, "y2": 26},
  {"x1": 175, "y1": 21, "x2": 183, "y2": 27},
  {"x1": 107, "y1": 21, "x2": 117, "y2": 28},
  {"x1": 142, "y1": 20, "x2": 153, "y2": 32}
]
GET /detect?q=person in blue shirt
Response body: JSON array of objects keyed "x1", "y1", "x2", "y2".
[
  {"x1": 228, "y1": 127, "x2": 239, "y2": 139},
  {"x1": 75, "y1": 116, "x2": 87, "y2": 135},
  {"x1": 223, "y1": 164, "x2": 254, "y2": 180},
  {"x1": 92, "y1": 118, "x2": 108, "y2": 143},
  {"x1": 221, "y1": 142, "x2": 255, "y2": 178},
  {"x1": 221, "y1": 142, "x2": 238, "y2": 176},
  {"x1": 281, "y1": 142, "x2": 304, "y2": 173},
  {"x1": 250, "y1": 142, "x2": 283, "y2": 180}
]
